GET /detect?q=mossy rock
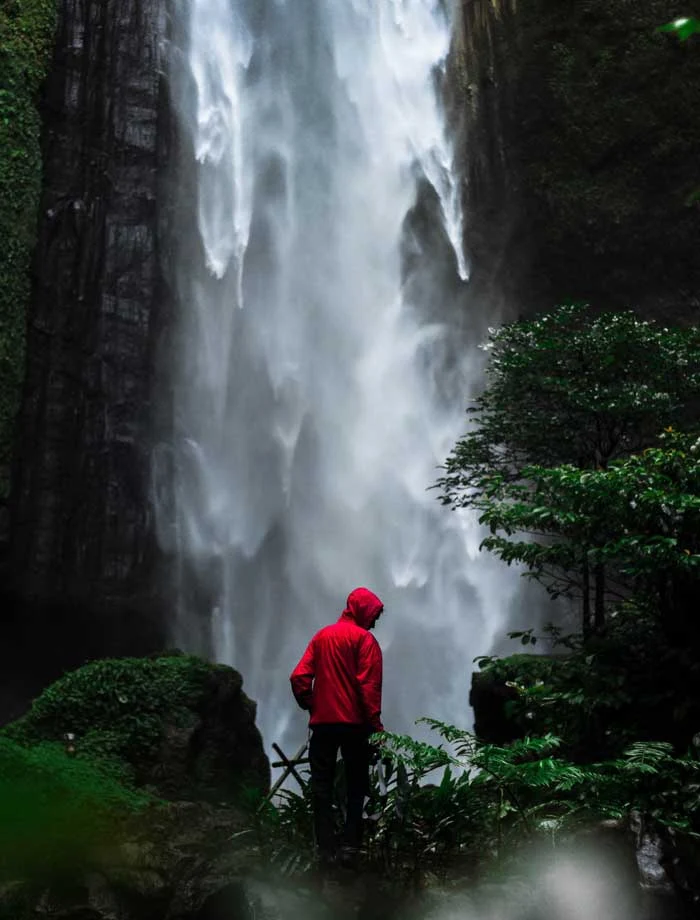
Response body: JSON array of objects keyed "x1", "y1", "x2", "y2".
[
  {"x1": 2, "y1": 653, "x2": 270, "y2": 803},
  {"x1": 470, "y1": 654, "x2": 557, "y2": 744},
  {"x1": 0, "y1": 734, "x2": 150, "y2": 886}
]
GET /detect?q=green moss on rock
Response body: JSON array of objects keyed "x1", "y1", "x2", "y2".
[
  {"x1": 0, "y1": 734, "x2": 150, "y2": 881},
  {"x1": 3, "y1": 653, "x2": 270, "y2": 802},
  {"x1": 0, "y1": 0, "x2": 56, "y2": 496}
]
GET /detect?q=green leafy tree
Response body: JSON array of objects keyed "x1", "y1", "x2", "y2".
[
  {"x1": 476, "y1": 600, "x2": 700, "y2": 758},
  {"x1": 438, "y1": 305, "x2": 700, "y2": 630},
  {"x1": 473, "y1": 431, "x2": 700, "y2": 634}
]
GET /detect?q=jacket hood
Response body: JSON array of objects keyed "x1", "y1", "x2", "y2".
[{"x1": 340, "y1": 587, "x2": 384, "y2": 629}]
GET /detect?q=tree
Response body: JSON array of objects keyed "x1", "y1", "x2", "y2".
[
  {"x1": 438, "y1": 305, "x2": 700, "y2": 631},
  {"x1": 474, "y1": 432, "x2": 700, "y2": 636}
]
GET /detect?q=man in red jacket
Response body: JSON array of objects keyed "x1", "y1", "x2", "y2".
[{"x1": 290, "y1": 586, "x2": 385, "y2": 867}]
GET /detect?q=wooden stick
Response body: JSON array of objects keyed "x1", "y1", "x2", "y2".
[
  {"x1": 272, "y1": 742, "x2": 308, "y2": 791},
  {"x1": 262, "y1": 739, "x2": 309, "y2": 805}
]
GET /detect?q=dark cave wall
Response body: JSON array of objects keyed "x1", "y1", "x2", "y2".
[
  {"x1": 456, "y1": 0, "x2": 700, "y2": 323},
  {"x1": 5, "y1": 0, "x2": 171, "y2": 668}
]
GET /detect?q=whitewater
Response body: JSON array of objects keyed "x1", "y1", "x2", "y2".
[{"x1": 157, "y1": 0, "x2": 518, "y2": 752}]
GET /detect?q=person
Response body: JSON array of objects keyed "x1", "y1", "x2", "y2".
[{"x1": 290, "y1": 586, "x2": 385, "y2": 868}]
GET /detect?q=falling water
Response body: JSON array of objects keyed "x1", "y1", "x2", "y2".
[{"x1": 157, "y1": 0, "x2": 519, "y2": 751}]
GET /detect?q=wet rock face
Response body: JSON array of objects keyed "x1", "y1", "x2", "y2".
[
  {"x1": 454, "y1": 0, "x2": 700, "y2": 322},
  {"x1": 8, "y1": 0, "x2": 170, "y2": 649}
]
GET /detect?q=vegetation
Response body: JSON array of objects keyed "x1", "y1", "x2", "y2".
[
  {"x1": 475, "y1": 604, "x2": 700, "y2": 760},
  {"x1": 0, "y1": 735, "x2": 150, "y2": 882},
  {"x1": 0, "y1": 0, "x2": 56, "y2": 496},
  {"x1": 438, "y1": 305, "x2": 700, "y2": 632},
  {"x1": 659, "y1": 17, "x2": 700, "y2": 42},
  {"x1": 438, "y1": 305, "x2": 700, "y2": 482},
  {"x1": 2, "y1": 653, "x2": 228, "y2": 793},
  {"x1": 471, "y1": 431, "x2": 700, "y2": 637},
  {"x1": 0, "y1": 653, "x2": 269, "y2": 912},
  {"x1": 436, "y1": 303, "x2": 700, "y2": 732},
  {"x1": 253, "y1": 719, "x2": 700, "y2": 882},
  {"x1": 6, "y1": 654, "x2": 206, "y2": 753}
]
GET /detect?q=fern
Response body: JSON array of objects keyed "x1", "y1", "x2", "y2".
[{"x1": 251, "y1": 723, "x2": 700, "y2": 880}]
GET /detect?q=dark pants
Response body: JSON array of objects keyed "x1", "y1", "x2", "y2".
[{"x1": 308, "y1": 723, "x2": 371, "y2": 857}]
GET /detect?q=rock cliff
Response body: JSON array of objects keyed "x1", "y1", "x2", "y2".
[
  {"x1": 455, "y1": 0, "x2": 700, "y2": 322},
  {"x1": 4, "y1": 0, "x2": 699, "y2": 698},
  {"x1": 5, "y1": 0, "x2": 171, "y2": 672}
]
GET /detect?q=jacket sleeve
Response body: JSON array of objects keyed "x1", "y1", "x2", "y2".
[
  {"x1": 290, "y1": 639, "x2": 315, "y2": 711},
  {"x1": 356, "y1": 633, "x2": 384, "y2": 732}
]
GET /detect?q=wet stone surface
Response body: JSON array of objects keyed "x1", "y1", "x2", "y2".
[{"x1": 8, "y1": 0, "x2": 172, "y2": 652}]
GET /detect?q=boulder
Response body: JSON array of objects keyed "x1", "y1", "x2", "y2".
[
  {"x1": 2, "y1": 653, "x2": 270, "y2": 802},
  {"x1": 469, "y1": 667, "x2": 521, "y2": 744}
]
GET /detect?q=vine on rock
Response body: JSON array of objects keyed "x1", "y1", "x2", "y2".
[{"x1": 0, "y1": 0, "x2": 56, "y2": 496}]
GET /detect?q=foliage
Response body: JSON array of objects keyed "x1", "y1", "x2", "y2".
[
  {"x1": 0, "y1": 735, "x2": 149, "y2": 881},
  {"x1": 376, "y1": 720, "x2": 700, "y2": 856},
  {"x1": 473, "y1": 431, "x2": 700, "y2": 629},
  {"x1": 438, "y1": 305, "x2": 700, "y2": 508},
  {"x1": 479, "y1": 430, "x2": 700, "y2": 574},
  {"x1": 438, "y1": 307, "x2": 700, "y2": 631},
  {"x1": 475, "y1": 602, "x2": 700, "y2": 758},
  {"x1": 2, "y1": 653, "x2": 215, "y2": 786},
  {"x1": 659, "y1": 17, "x2": 700, "y2": 41},
  {"x1": 252, "y1": 781, "x2": 317, "y2": 877},
  {"x1": 0, "y1": 0, "x2": 56, "y2": 496},
  {"x1": 255, "y1": 720, "x2": 700, "y2": 880}
]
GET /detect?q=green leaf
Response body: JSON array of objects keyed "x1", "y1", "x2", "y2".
[{"x1": 658, "y1": 18, "x2": 700, "y2": 41}]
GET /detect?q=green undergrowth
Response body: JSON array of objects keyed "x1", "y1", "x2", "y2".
[
  {"x1": 476, "y1": 603, "x2": 700, "y2": 762},
  {"x1": 0, "y1": 653, "x2": 256, "y2": 887},
  {"x1": 0, "y1": 0, "x2": 56, "y2": 496},
  {"x1": 255, "y1": 719, "x2": 700, "y2": 885},
  {"x1": 0, "y1": 735, "x2": 151, "y2": 881},
  {"x1": 2, "y1": 653, "x2": 216, "y2": 786}
]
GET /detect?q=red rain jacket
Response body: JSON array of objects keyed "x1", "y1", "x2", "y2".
[{"x1": 290, "y1": 587, "x2": 384, "y2": 732}]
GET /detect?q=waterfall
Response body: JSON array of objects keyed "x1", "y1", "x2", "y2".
[{"x1": 158, "y1": 0, "x2": 519, "y2": 751}]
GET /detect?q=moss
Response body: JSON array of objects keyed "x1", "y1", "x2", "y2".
[
  {"x1": 0, "y1": 735, "x2": 150, "y2": 881},
  {"x1": 3, "y1": 653, "x2": 216, "y2": 782},
  {"x1": 0, "y1": 0, "x2": 56, "y2": 497},
  {"x1": 0, "y1": 652, "x2": 269, "y2": 803}
]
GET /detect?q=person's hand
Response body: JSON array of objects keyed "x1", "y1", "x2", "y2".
[{"x1": 368, "y1": 732, "x2": 388, "y2": 765}]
